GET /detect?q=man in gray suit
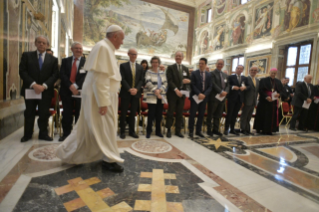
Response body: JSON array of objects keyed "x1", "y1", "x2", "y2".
[
  {"x1": 240, "y1": 66, "x2": 259, "y2": 135},
  {"x1": 207, "y1": 59, "x2": 230, "y2": 136}
]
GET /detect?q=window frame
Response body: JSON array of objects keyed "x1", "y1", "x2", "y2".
[
  {"x1": 283, "y1": 41, "x2": 313, "y2": 87},
  {"x1": 231, "y1": 56, "x2": 245, "y2": 74}
]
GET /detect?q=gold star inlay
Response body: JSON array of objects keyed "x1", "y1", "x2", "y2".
[{"x1": 198, "y1": 138, "x2": 239, "y2": 151}]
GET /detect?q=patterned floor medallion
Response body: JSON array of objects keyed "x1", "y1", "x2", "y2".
[
  {"x1": 28, "y1": 144, "x2": 61, "y2": 162},
  {"x1": 132, "y1": 139, "x2": 173, "y2": 154}
]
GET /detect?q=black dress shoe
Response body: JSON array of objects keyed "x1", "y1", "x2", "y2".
[
  {"x1": 58, "y1": 135, "x2": 68, "y2": 142},
  {"x1": 129, "y1": 132, "x2": 139, "y2": 138},
  {"x1": 289, "y1": 127, "x2": 297, "y2": 131},
  {"x1": 21, "y1": 137, "x2": 31, "y2": 142},
  {"x1": 101, "y1": 161, "x2": 124, "y2": 173},
  {"x1": 264, "y1": 132, "x2": 273, "y2": 135},
  {"x1": 212, "y1": 130, "x2": 222, "y2": 136},
  {"x1": 156, "y1": 133, "x2": 163, "y2": 138},
  {"x1": 242, "y1": 131, "x2": 250, "y2": 135},
  {"x1": 196, "y1": 132, "x2": 205, "y2": 137},
  {"x1": 189, "y1": 132, "x2": 194, "y2": 138},
  {"x1": 175, "y1": 132, "x2": 184, "y2": 138},
  {"x1": 224, "y1": 131, "x2": 229, "y2": 135},
  {"x1": 120, "y1": 133, "x2": 126, "y2": 139},
  {"x1": 166, "y1": 129, "x2": 171, "y2": 138},
  {"x1": 230, "y1": 130, "x2": 239, "y2": 136},
  {"x1": 207, "y1": 131, "x2": 213, "y2": 136},
  {"x1": 146, "y1": 133, "x2": 151, "y2": 138},
  {"x1": 38, "y1": 135, "x2": 53, "y2": 141}
]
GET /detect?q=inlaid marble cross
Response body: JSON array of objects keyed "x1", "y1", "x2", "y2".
[
  {"x1": 134, "y1": 169, "x2": 184, "y2": 211},
  {"x1": 54, "y1": 177, "x2": 132, "y2": 212}
]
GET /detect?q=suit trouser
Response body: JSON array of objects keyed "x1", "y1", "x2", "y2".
[
  {"x1": 61, "y1": 94, "x2": 82, "y2": 136},
  {"x1": 225, "y1": 97, "x2": 242, "y2": 132},
  {"x1": 147, "y1": 100, "x2": 163, "y2": 134},
  {"x1": 120, "y1": 95, "x2": 139, "y2": 134},
  {"x1": 188, "y1": 98, "x2": 207, "y2": 133},
  {"x1": 24, "y1": 94, "x2": 52, "y2": 138},
  {"x1": 166, "y1": 94, "x2": 185, "y2": 133},
  {"x1": 290, "y1": 106, "x2": 309, "y2": 129},
  {"x1": 240, "y1": 105, "x2": 255, "y2": 132},
  {"x1": 206, "y1": 99, "x2": 224, "y2": 132}
]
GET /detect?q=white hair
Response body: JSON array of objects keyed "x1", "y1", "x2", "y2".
[
  {"x1": 71, "y1": 41, "x2": 82, "y2": 48},
  {"x1": 217, "y1": 59, "x2": 224, "y2": 63},
  {"x1": 127, "y1": 48, "x2": 137, "y2": 53},
  {"x1": 35, "y1": 35, "x2": 50, "y2": 46},
  {"x1": 175, "y1": 51, "x2": 184, "y2": 57}
]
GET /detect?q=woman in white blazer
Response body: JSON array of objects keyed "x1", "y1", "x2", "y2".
[{"x1": 144, "y1": 56, "x2": 167, "y2": 138}]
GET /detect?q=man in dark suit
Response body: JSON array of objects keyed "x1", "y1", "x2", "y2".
[
  {"x1": 119, "y1": 48, "x2": 144, "y2": 139},
  {"x1": 59, "y1": 42, "x2": 87, "y2": 141},
  {"x1": 289, "y1": 75, "x2": 314, "y2": 131},
  {"x1": 166, "y1": 51, "x2": 190, "y2": 138},
  {"x1": 19, "y1": 35, "x2": 59, "y2": 142},
  {"x1": 188, "y1": 58, "x2": 212, "y2": 138},
  {"x1": 240, "y1": 66, "x2": 259, "y2": 135},
  {"x1": 207, "y1": 59, "x2": 230, "y2": 136},
  {"x1": 281, "y1": 77, "x2": 294, "y2": 104},
  {"x1": 224, "y1": 65, "x2": 249, "y2": 135}
]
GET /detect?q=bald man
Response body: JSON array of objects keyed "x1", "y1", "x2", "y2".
[{"x1": 289, "y1": 75, "x2": 314, "y2": 131}]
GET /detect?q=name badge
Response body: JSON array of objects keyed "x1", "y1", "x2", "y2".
[
  {"x1": 79, "y1": 69, "x2": 86, "y2": 74},
  {"x1": 183, "y1": 71, "x2": 187, "y2": 76}
]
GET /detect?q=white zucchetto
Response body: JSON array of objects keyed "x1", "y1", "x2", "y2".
[{"x1": 106, "y1": 25, "x2": 123, "y2": 33}]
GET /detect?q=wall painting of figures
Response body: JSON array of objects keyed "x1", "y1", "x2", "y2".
[
  {"x1": 284, "y1": 0, "x2": 311, "y2": 32},
  {"x1": 212, "y1": 24, "x2": 226, "y2": 51},
  {"x1": 82, "y1": 0, "x2": 194, "y2": 61},
  {"x1": 231, "y1": 15, "x2": 246, "y2": 46},
  {"x1": 253, "y1": 2, "x2": 274, "y2": 39}
]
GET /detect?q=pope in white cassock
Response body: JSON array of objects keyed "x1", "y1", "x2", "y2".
[{"x1": 56, "y1": 25, "x2": 125, "y2": 172}]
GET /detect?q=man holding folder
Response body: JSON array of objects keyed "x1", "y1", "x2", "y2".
[{"x1": 19, "y1": 35, "x2": 59, "y2": 142}]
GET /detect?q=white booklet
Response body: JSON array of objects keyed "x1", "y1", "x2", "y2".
[
  {"x1": 314, "y1": 98, "x2": 319, "y2": 104},
  {"x1": 272, "y1": 91, "x2": 278, "y2": 101},
  {"x1": 161, "y1": 95, "x2": 168, "y2": 104},
  {"x1": 72, "y1": 90, "x2": 82, "y2": 98},
  {"x1": 302, "y1": 101, "x2": 311, "y2": 109},
  {"x1": 215, "y1": 94, "x2": 225, "y2": 102},
  {"x1": 25, "y1": 89, "x2": 42, "y2": 99},
  {"x1": 181, "y1": 90, "x2": 190, "y2": 97},
  {"x1": 192, "y1": 95, "x2": 203, "y2": 104}
]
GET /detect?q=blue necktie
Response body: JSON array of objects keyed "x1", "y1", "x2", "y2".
[{"x1": 38, "y1": 53, "x2": 43, "y2": 70}]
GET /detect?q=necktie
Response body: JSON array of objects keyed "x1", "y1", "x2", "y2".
[
  {"x1": 237, "y1": 75, "x2": 241, "y2": 84},
  {"x1": 38, "y1": 53, "x2": 43, "y2": 70},
  {"x1": 200, "y1": 72, "x2": 205, "y2": 91},
  {"x1": 220, "y1": 71, "x2": 225, "y2": 89},
  {"x1": 252, "y1": 77, "x2": 256, "y2": 87},
  {"x1": 70, "y1": 58, "x2": 78, "y2": 83},
  {"x1": 131, "y1": 63, "x2": 135, "y2": 88},
  {"x1": 307, "y1": 83, "x2": 311, "y2": 97},
  {"x1": 178, "y1": 64, "x2": 183, "y2": 88}
]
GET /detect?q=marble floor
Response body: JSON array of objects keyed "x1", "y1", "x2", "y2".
[{"x1": 0, "y1": 125, "x2": 319, "y2": 212}]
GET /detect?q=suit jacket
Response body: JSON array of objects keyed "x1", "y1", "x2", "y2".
[
  {"x1": 282, "y1": 84, "x2": 293, "y2": 102},
  {"x1": 60, "y1": 56, "x2": 87, "y2": 96},
  {"x1": 19, "y1": 51, "x2": 59, "y2": 97},
  {"x1": 227, "y1": 74, "x2": 249, "y2": 103},
  {"x1": 190, "y1": 70, "x2": 212, "y2": 99},
  {"x1": 166, "y1": 63, "x2": 190, "y2": 97},
  {"x1": 292, "y1": 81, "x2": 314, "y2": 108},
  {"x1": 209, "y1": 69, "x2": 230, "y2": 102},
  {"x1": 243, "y1": 76, "x2": 260, "y2": 106},
  {"x1": 120, "y1": 62, "x2": 144, "y2": 98}
]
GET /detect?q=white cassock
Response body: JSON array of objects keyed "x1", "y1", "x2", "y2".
[{"x1": 56, "y1": 38, "x2": 124, "y2": 164}]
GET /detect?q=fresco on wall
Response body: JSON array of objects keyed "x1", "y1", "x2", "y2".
[
  {"x1": 199, "y1": 30, "x2": 209, "y2": 55},
  {"x1": 313, "y1": 7, "x2": 319, "y2": 22},
  {"x1": 253, "y1": 2, "x2": 274, "y2": 39},
  {"x1": 214, "y1": 0, "x2": 227, "y2": 15},
  {"x1": 212, "y1": 24, "x2": 225, "y2": 51},
  {"x1": 284, "y1": 0, "x2": 311, "y2": 32},
  {"x1": 231, "y1": 15, "x2": 245, "y2": 46},
  {"x1": 83, "y1": 0, "x2": 190, "y2": 59}
]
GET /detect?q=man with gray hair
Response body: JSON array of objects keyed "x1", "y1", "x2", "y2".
[
  {"x1": 19, "y1": 35, "x2": 59, "y2": 142},
  {"x1": 56, "y1": 25, "x2": 125, "y2": 172},
  {"x1": 166, "y1": 51, "x2": 190, "y2": 138},
  {"x1": 59, "y1": 42, "x2": 87, "y2": 141},
  {"x1": 289, "y1": 75, "x2": 314, "y2": 131},
  {"x1": 119, "y1": 48, "x2": 144, "y2": 139}
]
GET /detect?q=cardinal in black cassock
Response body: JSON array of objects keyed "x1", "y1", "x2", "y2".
[{"x1": 254, "y1": 68, "x2": 287, "y2": 135}]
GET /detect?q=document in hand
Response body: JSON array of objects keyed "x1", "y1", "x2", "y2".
[
  {"x1": 161, "y1": 95, "x2": 168, "y2": 104},
  {"x1": 72, "y1": 90, "x2": 82, "y2": 98},
  {"x1": 302, "y1": 100, "x2": 311, "y2": 109},
  {"x1": 272, "y1": 92, "x2": 278, "y2": 101},
  {"x1": 181, "y1": 90, "x2": 190, "y2": 97},
  {"x1": 314, "y1": 97, "x2": 319, "y2": 104},
  {"x1": 192, "y1": 95, "x2": 203, "y2": 104},
  {"x1": 215, "y1": 94, "x2": 225, "y2": 102},
  {"x1": 25, "y1": 89, "x2": 42, "y2": 99}
]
